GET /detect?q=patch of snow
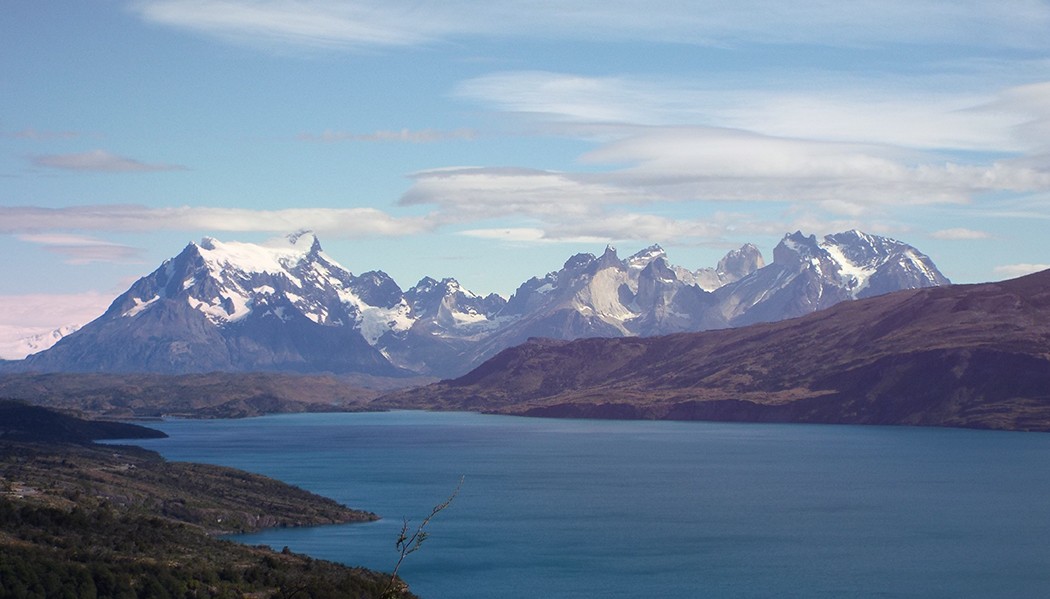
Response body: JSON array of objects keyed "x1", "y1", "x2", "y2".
[
  {"x1": 187, "y1": 292, "x2": 251, "y2": 324},
  {"x1": 902, "y1": 249, "x2": 940, "y2": 283},
  {"x1": 196, "y1": 236, "x2": 309, "y2": 289},
  {"x1": 448, "y1": 307, "x2": 487, "y2": 325},
  {"x1": 0, "y1": 324, "x2": 81, "y2": 359},
  {"x1": 355, "y1": 300, "x2": 415, "y2": 345},
  {"x1": 627, "y1": 245, "x2": 665, "y2": 270},
  {"x1": 122, "y1": 295, "x2": 160, "y2": 318},
  {"x1": 821, "y1": 242, "x2": 875, "y2": 296}
]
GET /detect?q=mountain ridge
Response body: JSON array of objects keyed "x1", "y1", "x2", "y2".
[
  {"x1": 8, "y1": 229, "x2": 949, "y2": 378},
  {"x1": 376, "y1": 269, "x2": 1050, "y2": 432}
]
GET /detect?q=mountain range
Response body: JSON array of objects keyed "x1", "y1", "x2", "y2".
[
  {"x1": 378, "y1": 268, "x2": 1050, "y2": 432},
  {"x1": 8, "y1": 229, "x2": 949, "y2": 378}
]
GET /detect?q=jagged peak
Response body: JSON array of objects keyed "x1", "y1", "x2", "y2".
[
  {"x1": 640, "y1": 254, "x2": 675, "y2": 278},
  {"x1": 718, "y1": 243, "x2": 765, "y2": 279},
  {"x1": 411, "y1": 276, "x2": 439, "y2": 290},
  {"x1": 773, "y1": 231, "x2": 821, "y2": 264},
  {"x1": 595, "y1": 245, "x2": 621, "y2": 269},
  {"x1": 627, "y1": 244, "x2": 667, "y2": 267},
  {"x1": 563, "y1": 252, "x2": 596, "y2": 271},
  {"x1": 357, "y1": 269, "x2": 395, "y2": 283}
]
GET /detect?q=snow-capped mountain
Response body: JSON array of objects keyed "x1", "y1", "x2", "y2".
[
  {"x1": 712, "y1": 230, "x2": 951, "y2": 327},
  {"x1": 20, "y1": 232, "x2": 502, "y2": 375},
  {"x1": 14, "y1": 229, "x2": 949, "y2": 378},
  {"x1": 468, "y1": 243, "x2": 739, "y2": 364},
  {"x1": 0, "y1": 325, "x2": 81, "y2": 360}
]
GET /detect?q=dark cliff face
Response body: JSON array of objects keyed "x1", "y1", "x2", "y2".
[{"x1": 379, "y1": 269, "x2": 1050, "y2": 432}]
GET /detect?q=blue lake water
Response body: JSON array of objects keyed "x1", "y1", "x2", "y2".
[{"x1": 131, "y1": 411, "x2": 1050, "y2": 598}]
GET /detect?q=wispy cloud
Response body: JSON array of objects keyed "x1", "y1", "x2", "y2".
[
  {"x1": 17, "y1": 234, "x2": 146, "y2": 265},
  {"x1": 397, "y1": 131, "x2": 1050, "y2": 222},
  {"x1": 582, "y1": 127, "x2": 1050, "y2": 203},
  {"x1": 131, "y1": 1, "x2": 1050, "y2": 51},
  {"x1": 456, "y1": 209, "x2": 874, "y2": 247},
  {"x1": 993, "y1": 263, "x2": 1050, "y2": 278},
  {"x1": 297, "y1": 128, "x2": 477, "y2": 143},
  {"x1": 2, "y1": 128, "x2": 80, "y2": 141},
  {"x1": 456, "y1": 72, "x2": 1049, "y2": 152},
  {"x1": 930, "y1": 228, "x2": 992, "y2": 240},
  {"x1": 400, "y1": 167, "x2": 653, "y2": 222},
  {"x1": 428, "y1": 70, "x2": 1050, "y2": 241},
  {"x1": 0, "y1": 291, "x2": 113, "y2": 359},
  {"x1": 0, "y1": 205, "x2": 432, "y2": 238},
  {"x1": 31, "y1": 149, "x2": 187, "y2": 172}
]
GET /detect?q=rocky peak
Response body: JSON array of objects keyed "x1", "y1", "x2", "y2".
[
  {"x1": 595, "y1": 245, "x2": 622, "y2": 271},
  {"x1": 627, "y1": 244, "x2": 667, "y2": 269},
  {"x1": 349, "y1": 270, "x2": 403, "y2": 309},
  {"x1": 563, "y1": 252, "x2": 596, "y2": 272},
  {"x1": 718, "y1": 243, "x2": 764, "y2": 280},
  {"x1": 773, "y1": 231, "x2": 822, "y2": 267}
]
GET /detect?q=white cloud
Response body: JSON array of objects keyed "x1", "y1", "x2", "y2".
[
  {"x1": 459, "y1": 228, "x2": 606, "y2": 245},
  {"x1": 133, "y1": 0, "x2": 442, "y2": 48},
  {"x1": 132, "y1": 1, "x2": 1050, "y2": 51},
  {"x1": 2, "y1": 128, "x2": 80, "y2": 141},
  {"x1": 457, "y1": 209, "x2": 880, "y2": 248},
  {"x1": 930, "y1": 228, "x2": 992, "y2": 240},
  {"x1": 31, "y1": 149, "x2": 186, "y2": 172},
  {"x1": 297, "y1": 128, "x2": 477, "y2": 143},
  {"x1": 993, "y1": 263, "x2": 1050, "y2": 278},
  {"x1": 584, "y1": 127, "x2": 1050, "y2": 204},
  {"x1": 0, "y1": 205, "x2": 431, "y2": 238},
  {"x1": 17, "y1": 233, "x2": 145, "y2": 264},
  {"x1": 397, "y1": 129, "x2": 1050, "y2": 222},
  {"x1": 452, "y1": 69, "x2": 1050, "y2": 222},
  {"x1": 457, "y1": 213, "x2": 727, "y2": 245},
  {"x1": 0, "y1": 291, "x2": 112, "y2": 359},
  {"x1": 0, "y1": 292, "x2": 111, "y2": 328},
  {"x1": 458, "y1": 72, "x2": 1050, "y2": 152},
  {"x1": 400, "y1": 167, "x2": 653, "y2": 222}
]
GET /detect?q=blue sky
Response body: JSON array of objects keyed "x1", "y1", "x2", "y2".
[{"x1": 2, "y1": 0, "x2": 1050, "y2": 353}]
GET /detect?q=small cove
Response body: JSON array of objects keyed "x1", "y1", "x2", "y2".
[{"x1": 132, "y1": 411, "x2": 1050, "y2": 598}]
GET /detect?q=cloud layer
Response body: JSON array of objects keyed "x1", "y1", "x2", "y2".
[
  {"x1": 296, "y1": 128, "x2": 477, "y2": 143},
  {"x1": 1, "y1": 205, "x2": 431, "y2": 238},
  {"x1": 31, "y1": 149, "x2": 187, "y2": 172},
  {"x1": 133, "y1": 1, "x2": 1050, "y2": 51}
]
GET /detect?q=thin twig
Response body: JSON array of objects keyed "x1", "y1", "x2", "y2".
[{"x1": 381, "y1": 477, "x2": 463, "y2": 598}]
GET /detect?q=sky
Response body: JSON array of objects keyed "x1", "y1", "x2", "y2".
[{"x1": 2, "y1": 0, "x2": 1050, "y2": 356}]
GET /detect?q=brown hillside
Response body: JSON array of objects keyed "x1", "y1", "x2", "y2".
[{"x1": 377, "y1": 270, "x2": 1050, "y2": 431}]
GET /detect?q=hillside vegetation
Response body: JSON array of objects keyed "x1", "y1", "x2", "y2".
[{"x1": 0, "y1": 402, "x2": 407, "y2": 598}]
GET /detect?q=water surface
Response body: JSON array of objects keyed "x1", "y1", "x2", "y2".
[{"x1": 133, "y1": 411, "x2": 1050, "y2": 598}]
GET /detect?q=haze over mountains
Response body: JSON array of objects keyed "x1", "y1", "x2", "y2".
[{"x1": 7, "y1": 230, "x2": 949, "y2": 378}]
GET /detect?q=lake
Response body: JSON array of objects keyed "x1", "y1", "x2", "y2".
[{"x1": 131, "y1": 411, "x2": 1050, "y2": 598}]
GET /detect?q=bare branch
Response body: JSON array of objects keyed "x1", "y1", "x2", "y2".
[{"x1": 382, "y1": 477, "x2": 463, "y2": 598}]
